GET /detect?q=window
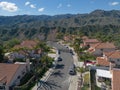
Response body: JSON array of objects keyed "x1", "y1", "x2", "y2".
[{"x1": 111, "y1": 61, "x2": 115, "y2": 63}]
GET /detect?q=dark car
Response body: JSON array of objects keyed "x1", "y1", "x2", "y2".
[
  {"x1": 69, "y1": 64, "x2": 76, "y2": 75},
  {"x1": 70, "y1": 49, "x2": 74, "y2": 55},
  {"x1": 57, "y1": 57, "x2": 62, "y2": 61}
]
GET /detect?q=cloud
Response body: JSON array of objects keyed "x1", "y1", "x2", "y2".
[
  {"x1": 25, "y1": 1, "x2": 30, "y2": 6},
  {"x1": 30, "y1": 4, "x2": 36, "y2": 8},
  {"x1": 57, "y1": 3, "x2": 62, "y2": 8},
  {"x1": 0, "y1": 1, "x2": 18, "y2": 12},
  {"x1": 67, "y1": 4, "x2": 71, "y2": 7},
  {"x1": 38, "y1": 8, "x2": 44, "y2": 12},
  {"x1": 109, "y1": 2, "x2": 119, "y2": 6}
]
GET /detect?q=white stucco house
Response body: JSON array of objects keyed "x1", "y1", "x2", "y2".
[
  {"x1": 0, "y1": 61, "x2": 30, "y2": 90},
  {"x1": 5, "y1": 40, "x2": 42, "y2": 62}
]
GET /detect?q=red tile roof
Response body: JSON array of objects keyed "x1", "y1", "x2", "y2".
[
  {"x1": 64, "y1": 36, "x2": 72, "y2": 41},
  {"x1": 104, "y1": 51, "x2": 120, "y2": 58},
  {"x1": 0, "y1": 63, "x2": 21, "y2": 84},
  {"x1": 112, "y1": 69, "x2": 120, "y2": 90},
  {"x1": 14, "y1": 40, "x2": 38, "y2": 49},
  {"x1": 21, "y1": 40, "x2": 37, "y2": 46},
  {"x1": 91, "y1": 42, "x2": 115, "y2": 49},
  {"x1": 88, "y1": 47, "x2": 94, "y2": 53},
  {"x1": 97, "y1": 57, "x2": 110, "y2": 66}
]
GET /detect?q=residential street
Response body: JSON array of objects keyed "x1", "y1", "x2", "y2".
[{"x1": 37, "y1": 42, "x2": 74, "y2": 90}]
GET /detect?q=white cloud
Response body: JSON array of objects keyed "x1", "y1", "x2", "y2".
[
  {"x1": 25, "y1": 1, "x2": 30, "y2": 6},
  {"x1": 109, "y1": 2, "x2": 119, "y2": 6},
  {"x1": 30, "y1": 4, "x2": 36, "y2": 8},
  {"x1": 38, "y1": 8, "x2": 44, "y2": 12},
  {"x1": 57, "y1": 3, "x2": 62, "y2": 8},
  {"x1": 67, "y1": 4, "x2": 71, "y2": 7},
  {"x1": 0, "y1": 1, "x2": 18, "y2": 12}
]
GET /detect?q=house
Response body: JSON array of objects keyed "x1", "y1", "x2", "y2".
[
  {"x1": 90, "y1": 50, "x2": 120, "y2": 90},
  {"x1": 88, "y1": 42, "x2": 116, "y2": 56},
  {"x1": 6, "y1": 40, "x2": 42, "y2": 61},
  {"x1": 0, "y1": 62, "x2": 30, "y2": 90},
  {"x1": 96, "y1": 57, "x2": 110, "y2": 66},
  {"x1": 63, "y1": 35, "x2": 72, "y2": 42},
  {"x1": 97, "y1": 50, "x2": 120, "y2": 66},
  {"x1": 112, "y1": 68, "x2": 120, "y2": 90},
  {"x1": 14, "y1": 40, "x2": 38, "y2": 49},
  {"x1": 81, "y1": 38, "x2": 99, "y2": 48}
]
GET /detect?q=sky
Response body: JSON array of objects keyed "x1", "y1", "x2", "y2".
[{"x1": 0, "y1": 0, "x2": 120, "y2": 16}]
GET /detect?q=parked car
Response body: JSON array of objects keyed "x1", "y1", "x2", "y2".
[
  {"x1": 69, "y1": 64, "x2": 76, "y2": 75},
  {"x1": 57, "y1": 57, "x2": 62, "y2": 61},
  {"x1": 69, "y1": 49, "x2": 74, "y2": 55}
]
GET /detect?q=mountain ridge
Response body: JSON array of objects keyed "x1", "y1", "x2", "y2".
[{"x1": 0, "y1": 9, "x2": 120, "y2": 41}]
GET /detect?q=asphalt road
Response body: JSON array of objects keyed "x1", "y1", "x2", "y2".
[{"x1": 39, "y1": 42, "x2": 74, "y2": 90}]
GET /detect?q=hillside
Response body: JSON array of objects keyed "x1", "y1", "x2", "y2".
[{"x1": 0, "y1": 9, "x2": 120, "y2": 41}]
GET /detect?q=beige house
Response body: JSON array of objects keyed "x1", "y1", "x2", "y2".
[
  {"x1": 88, "y1": 42, "x2": 116, "y2": 56},
  {"x1": 0, "y1": 62, "x2": 30, "y2": 90},
  {"x1": 80, "y1": 38, "x2": 99, "y2": 48},
  {"x1": 63, "y1": 35, "x2": 73, "y2": 42},
  {"x1": 6, "y1": 40, "x2": 42, "y2": 61},
  {"x1": 94, "y1": 50, "x2": 120, "y2": 90}
]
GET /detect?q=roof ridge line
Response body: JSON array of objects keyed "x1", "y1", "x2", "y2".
[
  {"x1": 95, "y1": 42, "x2": 101, "y2": 48},
  {"x1": 108, "y1": 51, "x2": 116, "y2": 58}
]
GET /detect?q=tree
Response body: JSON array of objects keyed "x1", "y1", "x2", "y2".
[
  {"x1": 4, "y1": 38, "x2": 20, "y2": 49},
  {"x1": 36, "y1": 41, "x2": 50, "y2": 53}
]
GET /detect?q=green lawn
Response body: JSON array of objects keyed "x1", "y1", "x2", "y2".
[
  {"x1": 81, "y1": 84, "x2": 89, "y2": 90},
  {"x1": 81, "y1": 73, "x2": 90, "y2": 90},
  {"x1": 84, "y1": 73, "x2": 90, "y2": 84}
]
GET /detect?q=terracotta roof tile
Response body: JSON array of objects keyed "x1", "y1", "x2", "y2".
[
  {"x1": 14, "y1": 40, "x2": 38, "y2": 49},
  {"x1": 112, "y1": 69, "x2": 120, "y2": 90},
  {"x1": 97, "y1": 57, "x2": 110, "y2": 66},
  {"x1": 104, "y1": 51, "x2": 120, "y2": 58},
  {"x1": 88, "y1": 48, "x2": 94, "y2": 53},
  {"x1": 0, "y1": 63, "x2": 21, "y2": 84},
  {"x1": 13, "y1": 45, "x2": 23, "y2": 49},
  {"x1": 21, "y1": 40, "x2": 38, "y2": 49},
  {"x1": 92, "y1": 42, "x2": 115, "y2": 49}
]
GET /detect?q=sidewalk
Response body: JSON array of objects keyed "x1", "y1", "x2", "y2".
[{"x1": 32, "y1": 68, "x2": 54, "y2": 90}]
